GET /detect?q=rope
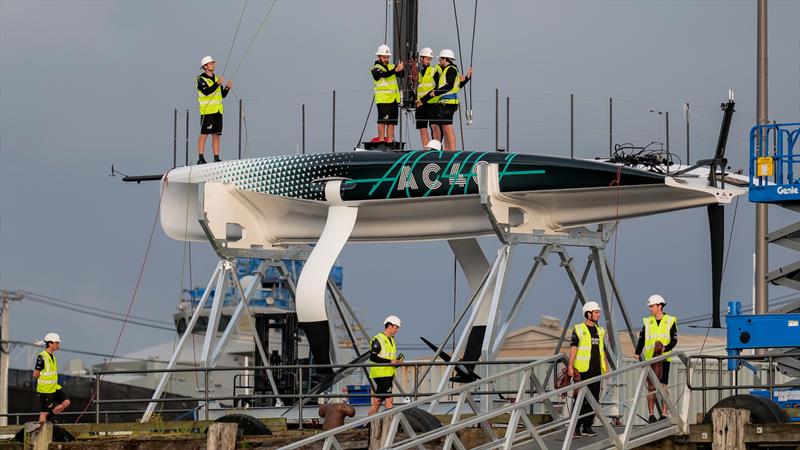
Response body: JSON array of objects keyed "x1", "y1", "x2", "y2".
[
  {"x1": 230, "y1": 0, "x2": 279, "y2": 80},
  {"x1": 221, "y1": 0, "x2": 248, "y2": 76},
  {"x1": 74, "y1": 175, "x2": 169, "y2": 423},
  {"x1": 356, "y1": 96, "x2": 375, "y2": 148},
  {"x1": 384, "y1": 0, "x2": 389, "y2": 44},
  {"x1": 468, "y1": 0, "x2": 478, "y2": 113},
  {"x1": 451, "y1": 0, "x2": 469, "y2": 112}
]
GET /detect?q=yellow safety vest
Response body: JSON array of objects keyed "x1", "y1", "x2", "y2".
[
  {"x1": 36, "y1": 350, "x2": 61, "y2": 394},
  {"x1": 369, "y1": 332, "x2": 397, "y2": 378},
  {"x1": 643, "y1": 314, "x2": 677, "y2": 362},
  {"x1": 437, "y1": 65, "x2": 460, "y2": 105},
  {"x1": 416, "y1": 65, "x2": 440, "y2": 104},
  {"x1": 573, "y1": 323, "x2": 607, "y2": 374},
  {"x1": 197, "y1": 74, "x2": 224, "y2": 116},
  {"x1": 373, "y1": 63, "x2": 401, "y2": 104}
]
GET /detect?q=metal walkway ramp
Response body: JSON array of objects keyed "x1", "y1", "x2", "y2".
[{"x1": 281, "y1": 352, "x2": 692, "y2": 449}]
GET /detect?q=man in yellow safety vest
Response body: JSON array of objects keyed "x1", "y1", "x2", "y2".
[
  {"x1": 33, "y1": 333, "x2": 70, "y2": 424},
  {"x1": 371, "y1": 45, "x2": 404, "y2": 146},
  {"x1": 367, "y1": 315, "x2": 403, "y2": 415},
  {"x1": 634, "y1": 294, "x2": 678, "y2": 423},
  {"x1": 417, "y1": 49, "x2": 472, "y2": 151},
  {"x1": 567, "y1": 301, "x2": 608, "y2": 438},
  {"x1": 414, "y1": 47, "x2": 439, "y2": 147},
  {"x1": 197, "y1": 55, "x2": 232, "y2": 164}
]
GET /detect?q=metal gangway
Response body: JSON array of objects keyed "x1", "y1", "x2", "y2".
[{"x1": 283, "y1": 352, "x2": 692, "y2": 450}]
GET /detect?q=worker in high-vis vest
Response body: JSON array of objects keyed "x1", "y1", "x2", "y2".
[
  {"x1": 567, "y1": 301, "x2": 608, "y2": 438},
  {"x1": 634, "y1": 294, "x2": 678, "y2": 423},
  {"x1": 196, "y1": 55, "x2": 232, "y2": 165},
  {"x1": 33, "y1": 333, "x2": 70, "y2": 424},
  {"x1": 367, "y1": 315, "x2": 403, "y2": 415},
  {"x1": 418, "y1": 49, "x2": 472, "y2": 151},
  {"x1": 414, "y1": 47, "x2": 439, "y2": 147},
  {"x1": 371, "y1": 45, "x2": 404, "y2": 146}
]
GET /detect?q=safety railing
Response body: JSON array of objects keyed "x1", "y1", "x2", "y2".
[
  {"x1": 749, "y1": 122, "x2": 800, "y2": 203},
  {"x1": 282, "y1": 352, "x2": 691, "y2": 450},
  {"x1": 92, "y1": 358, "x2": 546, "y2": 426},
  {"x1": 686, "y1": 354, "x2": 800, "y2": 418}
]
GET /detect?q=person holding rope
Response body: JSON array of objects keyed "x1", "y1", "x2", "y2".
[
  {"x1": 196, "y1": 56, "x2": 232, "y2": 164},
  {"x1": 567, "y1": 301, "x2": 608, "y2": 438},
  {"x1": 418, "y1": 49, "x2": 471, "y2": 151},
  {"x1": 371, "y1": 45, "x2": 404, "y2": 146},
  {"x1": 634, "y1": 294, "x2": 678, "y2": 423},
  {"x1": 34, "y1": 333, "x2": 70, "y2": 424}
]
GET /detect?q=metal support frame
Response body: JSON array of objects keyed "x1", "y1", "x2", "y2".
[
  {"x1": 421, "y1": 164, "x2": 639, "y2": 420},
  {"x1": 284, "y1": 353, "x2": 690, "y2": 450}
]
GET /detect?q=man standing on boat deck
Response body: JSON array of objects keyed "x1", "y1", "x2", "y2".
[
  {"x1": 567, "y1": 302, "x2": 608, "y2": 438},
  {"x1": 197, "y1": 55, "x2": 232, "y2": 165},
  {"x1": 634, "y1": 294, "x2": 678, "y2": 423},
  {"x1": 414, "y1": 47, "x2": 439, "y2": 147},
  {"x1": 372, "y1": 45, "x2": 404, "y2": 146},
  {"x1": 418, "y1": 49, "x2": 472, "y2": 151},
  {"x1": 34, "y1": 333, "x2": 70, "y2": 424},
  {"x1": 368, "y1": 315, "x2": 403, "y2": 415}
]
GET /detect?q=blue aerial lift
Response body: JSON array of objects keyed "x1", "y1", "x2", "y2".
[{"x1": 749, "y1": 122, "x2": 800, "y2": 205}]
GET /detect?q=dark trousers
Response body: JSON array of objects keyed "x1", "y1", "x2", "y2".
[{"x1": 578, "y1": 367, "x2": 602, "y2": 428}]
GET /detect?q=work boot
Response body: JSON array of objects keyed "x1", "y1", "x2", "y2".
[
  {"x1": 214, "y1": 155, "x2": 222, "y2": 162},
  {"x1": 648, "y1": 415, "x2": 657, "y2": 424},
  {"x1": 572, "y1": 427, "x2": 583, "y2": 438},
  {"x1": 582, "y1": 425, "x2": 597, "y2": 437},
  {"x1": 197, "y1": 155, "x2": 207, "y2": 165}
]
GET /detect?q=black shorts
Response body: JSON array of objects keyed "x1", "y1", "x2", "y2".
[
  {"x1": 200, "y1": 112, "x2": 223, "y2": 135},
  {"x1": 659, "y1": 361, "x2": 671, "y2": 385},
  {"x1": 436, "y1": 104, "x2": 458, "y2": 126},
  {"x1": 371, "y1": 376, "x2": 393, "y2": 399},
  {"x1": 415, "y1": 103, "x2": 435, "y2": 129},
  {"x1": 38, "y1": 390, "x2": 67, "y2": 412},
  {"x1": 377, "y1": 102, "x2": 399, "y2": 125}
]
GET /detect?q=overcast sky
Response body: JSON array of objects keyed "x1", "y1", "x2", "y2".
[{"x1": 1, "y1": 0, "x2": 798, "y2": 369}]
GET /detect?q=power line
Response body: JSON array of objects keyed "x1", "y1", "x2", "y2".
[
  {"x1": 23, "y1": 296, "x2": 175, "y2": 332},
  {"x1": 3, "y1": 340, "x2": 167, "y2": 364},
  {"x1": 23, "y1": 290, "x2": 173, "y2": 325}
]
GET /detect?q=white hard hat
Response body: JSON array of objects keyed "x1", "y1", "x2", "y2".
[
  {"x1": 438, "y1": 49, "x2": 456, "y2": 60},
  {"x1": 582, "y1": 301, "x2": 601, "y2": 315},
  {"x1": 384, "y1": 315, "x2": 402, "y2": 327},
  {"x1": 419, "y1": 47, "x2": 434, "y2": 58},
  {"x1": 200, "y1": 56, "x2": 215, "y2": 68},
  {"x1": 44, "y1": 332, "x2": 61, "y2": 343},
  {"x1": 647, "y1": 294, "x2": 666, "y2": 306},
  {"x1": 425, "y1": 139, "x2": 442, "y2": 151},
  {"x1": 375, "y1": 44, "x2": 392, "y2": 56}
]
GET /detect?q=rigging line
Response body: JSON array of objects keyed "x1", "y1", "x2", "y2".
[
  {"x1": 23, "y1": 297, "x2": 175, "y2": 332},
  {"x1": 356, "y1": 95, "x2": 375, "y2": 148},
  {"x1": 451, "y1": 0, "x2": 468, "y2": 110},
  {"x1": 230, "y1": 0, "x2": 279, "y2": 80},
  {"x1": 221, "y1": 0, "x2": 249, "y2": 76},
  {"x1": 384, "y1": 0, "x2": 389, "y2": 44},
  {"x1": 74, "y1": 177, "x2": 167, "y2": 424},
  {"x1": 468, "y1": 0, "x2": 478, "y2": 112},
  {"x1": 22, "y1": 291, "x2": 173, "y2": 326}
]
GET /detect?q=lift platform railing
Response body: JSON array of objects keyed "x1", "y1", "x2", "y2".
[
  {"x1": 686, "y1": 354, "x2": 800, "y2": 419},
  {"x1": 93, "y1": 358, "x2": 544, "y2": 425},
  {"x1": 749, "y1": 122, "x2": 800, "y2": 203},
  {"x1": 282, "y1": 352, "x2": 691, "y2": 450}
]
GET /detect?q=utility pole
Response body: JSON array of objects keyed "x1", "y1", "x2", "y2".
[
  {"x1": 755, "y1": 0, "x2": 769, "y2": 319},
  {"x1": 0, "y1": 290, "x2": 24, "y2": 426}
]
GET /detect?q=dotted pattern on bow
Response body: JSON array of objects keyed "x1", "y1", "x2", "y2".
[{"x1": 201, "y1": 153, "x2": 353, "y2": 201}]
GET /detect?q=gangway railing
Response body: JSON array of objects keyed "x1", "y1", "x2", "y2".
[
  {"x1": 749, "y1": 122, "x2": 800, "y2": 203},
  {"x1": 282, "y1": 352, "x2": 692, "y2": 450}
]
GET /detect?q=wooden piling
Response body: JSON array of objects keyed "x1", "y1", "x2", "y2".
[
  {"x1": 206, "y1": 422, "x2": 238, "y2": 450},
  {"x1": 23, "y1": 422, "x2": 52, "y2": 450},
  {"x1": 712, "y1": 408, "x2": 750, "y2": 450}
]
